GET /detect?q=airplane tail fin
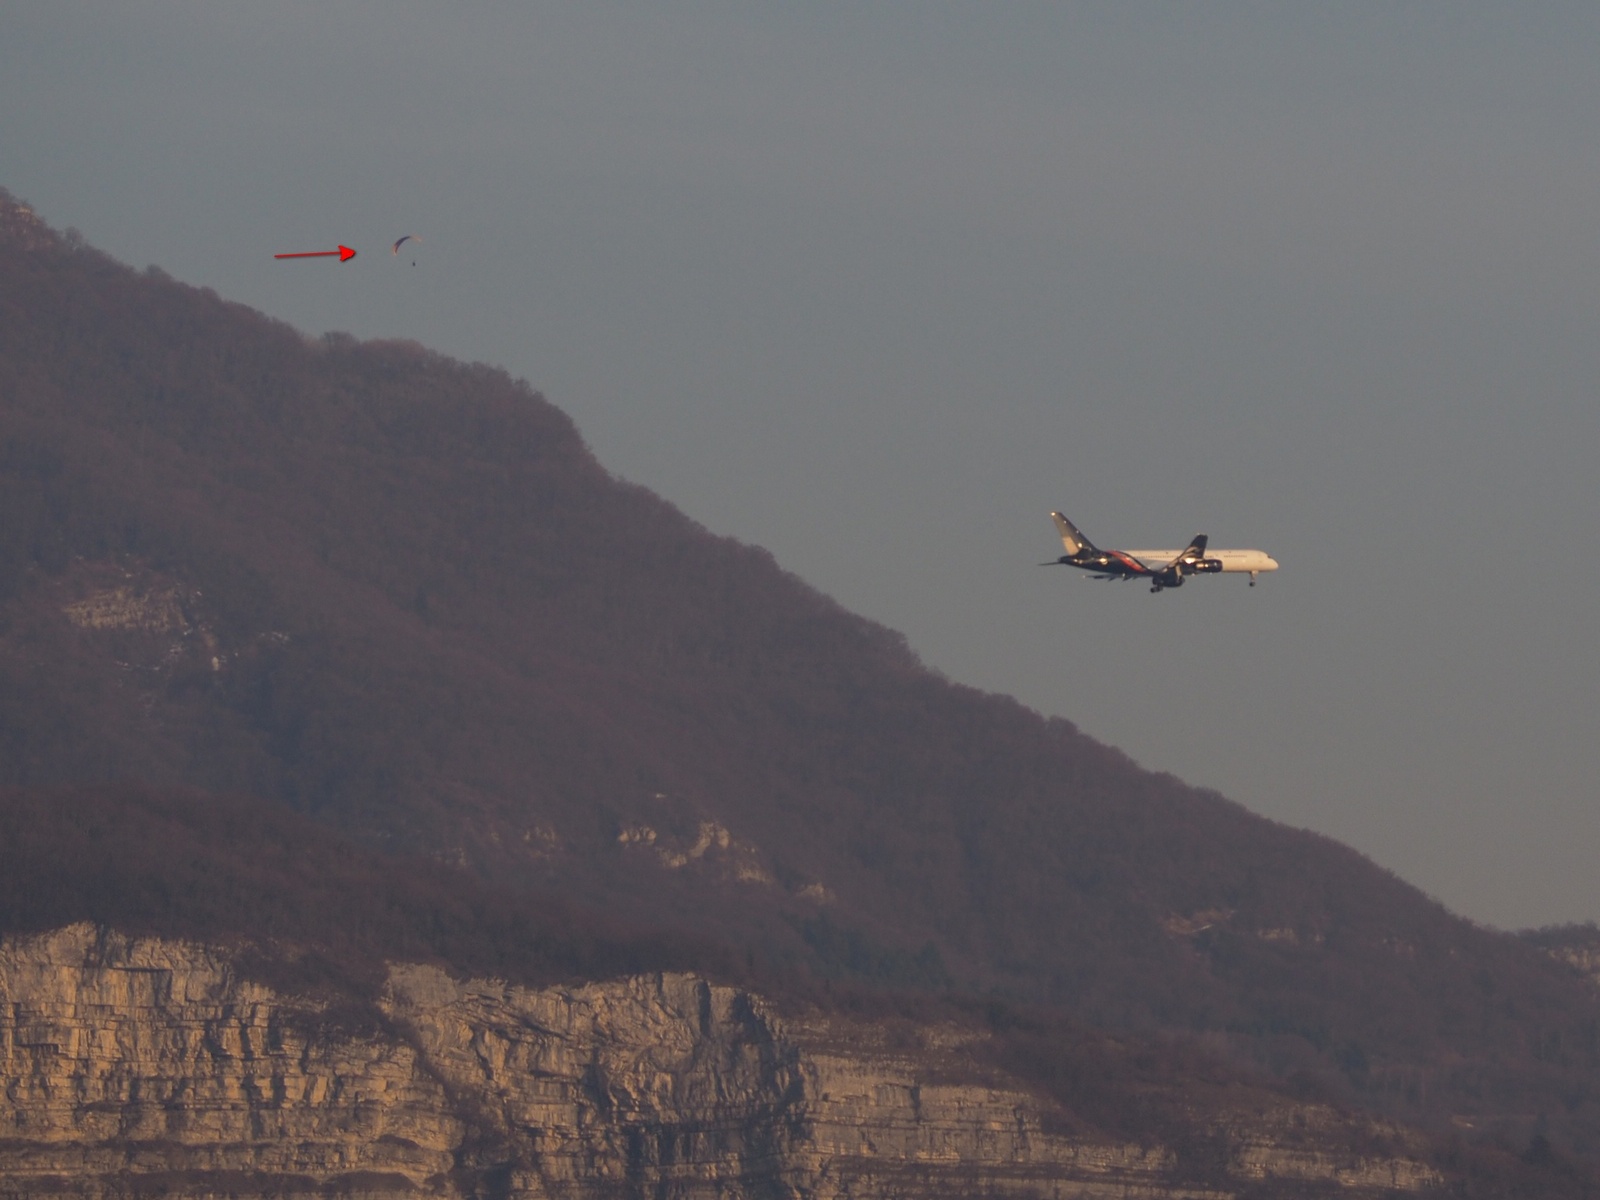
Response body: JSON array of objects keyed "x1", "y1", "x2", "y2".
[{"x1": 1051, "y1": 512, "x2": 1095, "y2": 556}]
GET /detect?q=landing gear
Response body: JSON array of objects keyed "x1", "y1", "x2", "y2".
[{"x1": 1248, "y1": 571, "x2": 1258, "y2": 587}]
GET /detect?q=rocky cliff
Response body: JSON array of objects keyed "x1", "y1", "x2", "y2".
[{"x1": 0, "y1": 926, "x2": 1444, "y2": 1198}]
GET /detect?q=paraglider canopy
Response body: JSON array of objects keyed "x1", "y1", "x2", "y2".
[{"x1": 391, "y1": 235, "x2": 421, "y2": 255}]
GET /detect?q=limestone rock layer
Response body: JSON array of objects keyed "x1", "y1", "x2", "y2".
[{"x1": 0, "y1": 926, "x2": 1439, "y2": 1198}]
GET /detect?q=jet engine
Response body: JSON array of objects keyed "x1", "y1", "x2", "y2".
[
  {"x1": 1152, "y1": 569, "x2": 1185, "y2": 590},
  {"x1": 1190, "y1": 558, "x2": 1225, "y2": 575}
]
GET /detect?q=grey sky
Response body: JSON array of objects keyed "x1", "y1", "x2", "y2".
[{"x1": 5, "y1": 3, "x2": 1598, "y2": 928}]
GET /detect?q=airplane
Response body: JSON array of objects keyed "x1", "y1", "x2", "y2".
[{"x1": 1042, "y1": 512, "x2": 1279, "y2": 592}]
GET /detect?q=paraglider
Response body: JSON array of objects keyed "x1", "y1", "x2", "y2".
[{"x1": 392, "y1": 234, "x2": 421, "y2": 265}]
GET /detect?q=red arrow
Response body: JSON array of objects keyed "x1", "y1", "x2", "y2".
[{"x1": 274, "y1": 245, "x2": 357, "y2": 262}]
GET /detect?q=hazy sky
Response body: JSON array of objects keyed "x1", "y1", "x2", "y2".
[{"x1": 6, "y1": 3, "x2": 1599, "y2": 929}]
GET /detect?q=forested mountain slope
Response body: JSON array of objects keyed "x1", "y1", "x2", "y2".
[{"x1": 1, "y1": 192, "x2": 1597, "y2": 1175}]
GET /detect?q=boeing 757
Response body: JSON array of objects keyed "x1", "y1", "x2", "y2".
[{"x1": 1042, "y1": 513, "x2": 1279, "y2": 592}]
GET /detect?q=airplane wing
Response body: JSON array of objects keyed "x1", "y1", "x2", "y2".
[
  {"x1": 1159, "y1": 535, "x2": 1207, "y2": 572},
  {"x1": 1145, "y1": 535, "x2": 1226, "y2": 583}
]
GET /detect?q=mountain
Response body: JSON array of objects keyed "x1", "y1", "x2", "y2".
[{"x1": 2, "y1": 190, "x2": 1598, "y2": 1190}]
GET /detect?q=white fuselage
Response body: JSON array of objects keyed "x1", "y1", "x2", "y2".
[{"x1": 1124, "y1": 549, "x2": 1279, "y2": 574}]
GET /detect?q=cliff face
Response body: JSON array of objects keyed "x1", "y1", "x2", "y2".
[
  {"x1": 0, "y1": 926, "x2": 461, "y2": 1192},
  {"x1": 0, "y1": 926, "x2": 1441, "y2": 1199}
]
